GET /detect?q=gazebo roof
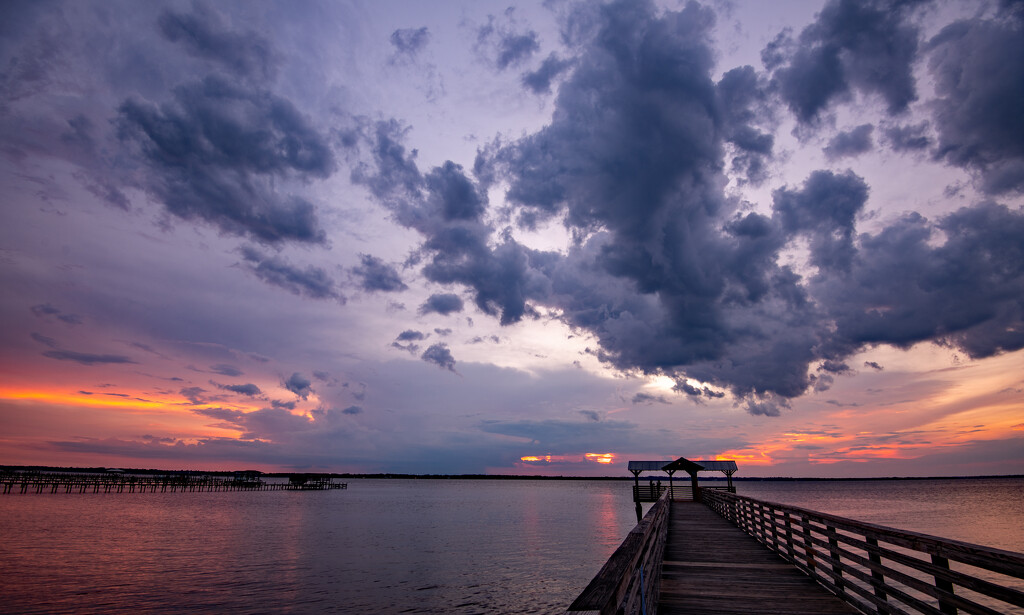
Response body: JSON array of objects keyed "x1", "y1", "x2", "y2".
[
  {"x1": 627, "y1": 460, "x2": 671, "y2": 473},
  {"x1": 660, "y1": 457, "x2": 706, "y2": 474},
  {"x1": 628, "y1": 457, "x2": 738, "y2": 475},
  {"x1": 690, "y1": 460, "x2": 738, "y2": 473}
]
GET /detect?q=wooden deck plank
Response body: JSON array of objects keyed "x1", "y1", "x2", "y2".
[{"x1": 657, "y1": 502, "x2": 859, "y2": 615}]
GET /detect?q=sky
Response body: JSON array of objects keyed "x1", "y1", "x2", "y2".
[{"x1": 1, "y1": 0, "x2": 1022, "y2": 478}]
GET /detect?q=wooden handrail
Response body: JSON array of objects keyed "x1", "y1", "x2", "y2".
[
  {"x1": 702, "y1": 490, "x2": 1024, "y2": 615},
  {"x1": 566, "y1": 490, "x2": 670, "y2": 615}
]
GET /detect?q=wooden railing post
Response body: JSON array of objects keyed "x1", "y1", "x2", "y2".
[
  {"x1": 783, "y1": 512, "x2": 795, "y2": 564},
  {"x1": 768, "y1": 505, "x2": 780, "y2": 552},
  {"x1": 866, "y1": 537, "x2": 887, "y2": 609},
  {"x1": 931, "y1": 555, "x2": 958, "y2": 615},
  {"x1": 801, "y1": 515, "x2": 816, "y2": 575},
  {"x1": 700, "y1": 491, "x2": 1024, "y2": 615},
  {"x1": 826, "y1": 525, "x2": 846, "y2": 598}
]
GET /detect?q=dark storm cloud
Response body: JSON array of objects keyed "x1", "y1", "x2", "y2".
[
  {"x1": 353, "y1": 122, "x2": 552, "y2": 325},
  {"x1": 489, "y1": 0, "x2": 831, "y2": 405},
  {"x1": 815, "y1": 201, "x2": 1024, "y2": 359},
  {"x1": 210, "y1": 363, "x2": 243, "y2": 377},
  {"x1": 180, "y1": 387, "x2": 207, "y2": 404},
  {"x1": 117, "y1": 75, "x2": 333, "y2": 244},
  {"x1": 341, "y1": 405, "x2": 362, "y2": 415},
  {"x1": 193, "y1": 406, "x2": 312, "y2": 440},
  {"x1": 421, "y1": 343, "x2": 456, "y2": 372},
  {"x1": 157, "y1": 6, "x2": 279, "y2": 82},
  {"x1": 476, "y1": 14, "x2": 539, "y2": 70},
  {"x1": 240, "y1": 246, "x2": 343, "y2": 301},
  {"x1": 354, "y1": 0, "x2": 1024, "y2": 416},
  {"x1": 819, "y1": 360, "x2": 851, "y2": 374},
  {"x1": 352, "y1": 254, "x2": 407, "y2": 292},
  {"x1": 823, "y1": 124, "x2": 874, "y2": 160},
  {"x1": 362, "y1": 0, "x2": 816, "y2": 406},
  {"x1": 425, "y1": 161, "x2": 488, "y2": 221},
  {"x1": 864, "y1": 361, "x2": 884, "y2": 371},
  {"x1": 772, "y1": 170, "x2": 868, "y2": 273},
  {"x1": 631, "y1": 392, "x2": 669, "y2": 405},
  {"x1": 42, "y1": 350, "x2": 136, "y2": 365},
  {"x1": 717, "y1": 65, "x2": 775, "y2": 183},
  {"x1": 393, "y1": 329, "x2": 426, "y2": 353},
  {"x1": 769, "y1": 0, "x2": 923, "y2": 123},
  {"x1": 926, "y1": 11, "x2": 1024, "y2": 194},
  {"x1": 60, "y1": 115, "x2": 96, "y2": 150},
  {"x1": 284, "y1": 372, "x2": 313, "y2": 399},
  {"x1": 30, "y1": 303, "x2": 82, "y2": 324},
  {"x1": 419, "y1": 293, "x2": 464, "y2": 316},
  {"x1": 745, "y1": 397, "x2": 787, "y2": 417},
  {"x1": 30, "y1": 332, "x2": 59, "y2": 348},
  {"x1": 396, "y1": 330, "x2": 426, "y2": 342},
  {"x1": 882, "y1": 121, "x2": 931, "y2": 152},
  {"x1": 495, "y1": 33, "x2": 539, "y2": 70},
  {"x1": 672, "y1": 379, "x2": 725, "y2": 400},
  {"x1": 215, "y1": 382, "x2": 262, "y2": 396},
  {"x1": 521, "y1": 53, "x2": 573, "y2": 95},
  {"x1": 389, "y1": 27, "x2": 430, "y2": 58}
]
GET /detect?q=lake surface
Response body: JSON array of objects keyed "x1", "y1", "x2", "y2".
[{"x1": 1, "y1": 477, "x2": 1022, "y2": 613}]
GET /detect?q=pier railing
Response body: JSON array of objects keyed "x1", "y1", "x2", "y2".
[
  {"x1": 566, "y1": 490, "x2": 670, "y2": 615},
  {"x1": 702, "y1": 490, "x2": 1024, "y2": 615}
]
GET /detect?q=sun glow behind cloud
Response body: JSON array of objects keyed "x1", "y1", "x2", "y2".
[
  {"x1": 0, "y1": 387, "x2": 273, "y2": 443},
  {"x1": 520, "y1": 453, "x2": 616, "y2": 465}
]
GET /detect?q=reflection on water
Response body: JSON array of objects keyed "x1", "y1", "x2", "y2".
[
  {"x1": 1, "y1": 477, "x2": 1021, "y2": 613},
  {"x1": 0, "y1": 480, "x2": 638, "y2": 614}
]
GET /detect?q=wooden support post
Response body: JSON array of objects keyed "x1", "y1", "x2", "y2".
[{"x1": 931, "y1": 554, "x2": 958, "y2": 615}]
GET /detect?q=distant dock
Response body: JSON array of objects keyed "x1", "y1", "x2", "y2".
[
  {"x1": 567, "y1": 457, "x2": 1024, "y2": 615},
  {"x1": 0, "y1": 471, "x2": 347, "y2": 494}
]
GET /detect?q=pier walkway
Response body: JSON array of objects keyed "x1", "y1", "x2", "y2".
[
  {"x1": 659, "y1": 501, "x2": 857, "y2": 614},
  {"x1": 567, "y1": 490, "x2": 1024, "y2": 615}
]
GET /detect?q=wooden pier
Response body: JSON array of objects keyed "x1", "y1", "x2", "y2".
[
  {"x1": 659, "y1": 501, "x2": 858, "y2": 614},
  {"x1": 567, "y1": 457, "x2": 1024, "y2": 615},
  {"x1": 1, "y1": 471, "x2": 347, "y2": 494}
]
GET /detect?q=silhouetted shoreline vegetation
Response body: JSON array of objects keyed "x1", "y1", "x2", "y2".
[{"x1": 2, "y1": 465, "x2": 1020, "y2": 482}]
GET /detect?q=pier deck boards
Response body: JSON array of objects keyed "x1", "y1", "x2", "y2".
[{"x1": 658, "y1": 502, "x2": 858, "y2": 615}]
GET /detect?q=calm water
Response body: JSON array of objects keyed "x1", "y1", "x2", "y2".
[{"x1": 1, "y1": 477, "x2": 1021, "y2": 613}]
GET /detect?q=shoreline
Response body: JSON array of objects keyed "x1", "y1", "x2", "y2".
[{"x1": 3, "y1": 465, "x2": 1021, "y2": 482}]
